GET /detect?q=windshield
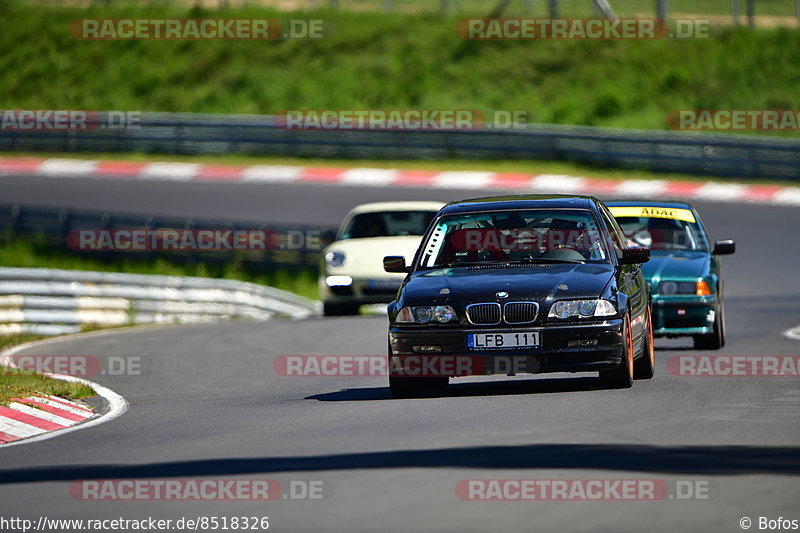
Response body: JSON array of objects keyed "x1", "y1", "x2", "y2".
[
  {"x1": 418, "y1": 209, "x2": 610, "y2": 268},
  {"x1": 614, "y1": 214, "x2": 709, "y2": 252},
  {"x1": 339, "y1": 210, "x2": 437, "y2": 240}
]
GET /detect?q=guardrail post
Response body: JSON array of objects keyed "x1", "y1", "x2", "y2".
[
  {"x1": 10, "y1": 205, "x2": 22, "y2": 239},
  {"x1": 58, "y1": 209, "x2": 71, "y2": 252},
  {"x1": 549, "y1": 0, "x2": 558, "y2": 17},
  {"x1": 656, "y1": 0, "x2": 668, "y2": 21}
]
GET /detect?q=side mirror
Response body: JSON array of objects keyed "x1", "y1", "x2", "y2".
[
  {"x1": 713, "y1": 240, "x2": 735, "y2": 255},
  {"x1": 620, "y1": 246, "x2": 650, "y2": 265},
  {"x1": 383, "y1": 256, "x2": 409, "y2": 273}
]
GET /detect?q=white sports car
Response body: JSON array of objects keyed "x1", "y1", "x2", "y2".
[{"x1": 320, "y1": 201, "x2": 445, "y2": 316}]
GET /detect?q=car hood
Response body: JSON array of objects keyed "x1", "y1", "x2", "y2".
[
  {"x1": 642, "y1": 251, "x2": 710, "y2": 285},
  {"x1": 323, "y1": 236, "x2": 423, "y2": 278},
  {"x1": 402, "y1": 263, "x2": 615, "y2": 306}
]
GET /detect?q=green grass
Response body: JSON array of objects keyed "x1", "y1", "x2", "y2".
[
  {"x1": 0, "y1": 237, "x2": 320, "y2": 300},
  {"x1": 0, "y1": 333, "x2": 47, "y2": 353},
  {"x1": 363, "y1": 0, "x2": 799, "y2": 18},
  {"x1": 0, "y1": 365, "x2": 95, "y2": 405},
  {"x1": 2, "y1": 2, "x2": 799, "y2": 133},
  {"x1": 0, "y1": 333, "x2": 95, "y2": 405}
]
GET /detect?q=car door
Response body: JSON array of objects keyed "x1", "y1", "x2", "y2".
[{"x1": 599, "y1": 205, "x2": 647, "y2": 342}]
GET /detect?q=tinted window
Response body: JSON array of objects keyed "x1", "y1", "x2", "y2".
[{"x1": 418, "y1": 209, "x2": 609, "y2": 267}]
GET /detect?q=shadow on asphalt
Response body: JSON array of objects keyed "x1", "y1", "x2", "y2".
[
  {"x1": 2, "y1": 443, "x2": 799, "y2": 484},
  {"x1": 305, "y1": 375, "x2": 608, "y2": 402},
  {"x1": 654, "y1": 345, "x2": 696, "y2": 352}
]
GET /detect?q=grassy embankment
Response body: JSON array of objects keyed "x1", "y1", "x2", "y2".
[{"x1": 1, "y1": 1, "x2": 799, "y2": 132}]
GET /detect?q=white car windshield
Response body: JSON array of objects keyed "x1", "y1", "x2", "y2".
[
  {"x1": 418, "y1": 209, "x2": 610, "y2": 267},
  {"x1": 339, "y1": 211, "x2": 437, "y2": 239}
]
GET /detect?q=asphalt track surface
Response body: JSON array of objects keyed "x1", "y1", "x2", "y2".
[{"x1": 1, "y1": 173, "x2": 799, "y2": 533}]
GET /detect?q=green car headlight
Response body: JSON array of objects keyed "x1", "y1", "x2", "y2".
[{"x1": 658, "y1": 281, "x2": 710, "y2": 295}]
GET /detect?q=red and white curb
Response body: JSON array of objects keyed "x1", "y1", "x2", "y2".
[
  {"x1": 2, "y1": 157, "x2": 799, "y2": 206},
  {"x1": 0, "y1": 394, "x2": 93, "y2": 444},
  {"x1": 0, "y1": 334, "x2": 128, "y2": 448}
]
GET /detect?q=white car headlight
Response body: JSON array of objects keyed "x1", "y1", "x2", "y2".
[
  {"x1": 325, "y1": 250, "x2": 346, "y2": 268},
  {"x1": 548, "y1": 299, "x2": 616, "y2": 319}
]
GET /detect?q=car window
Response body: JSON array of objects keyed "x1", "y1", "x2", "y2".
[
  {"x1": 598, "y1": 206, "x2": 627, "y2": 255},
  {"x1": 615, "y1": 216, "x2": 709, "y2": 252},
  {"x1": 339, "y1": 211, "x2": 437, "y2": 239},
  {"x1": 418, "y1": 209, "x2": 609, "y2": 267}
]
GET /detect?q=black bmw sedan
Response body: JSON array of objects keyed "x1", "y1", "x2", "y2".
[{"x1": 384, "y1": 195, "x2": 654, "y2": 398}]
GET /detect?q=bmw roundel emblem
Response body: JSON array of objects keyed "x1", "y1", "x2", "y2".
[{"x1": 496, "y1": 291, "x2": 509, "y2": 298}]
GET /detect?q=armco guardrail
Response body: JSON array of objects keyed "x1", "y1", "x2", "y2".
[
  {"x1": 1, "y1": 112, "x2": 799, "y2": 180},
  {"x1": 0, "y1": 203, "x2": 334, "y2": 271},
  {"x1": 0, "y1": 267, "x2": 320, "y2": 336}
]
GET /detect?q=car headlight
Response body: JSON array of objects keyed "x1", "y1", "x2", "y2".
[
  {"x1": 548, "y1": 299, "x2": 616, "y2": 319},
  {"x1": 396, "y1": 305, "x2": 456, "y2": 324},
  {"x1": 325, "y1": 275, "x2": 352, "y2": 287},
  {"x1": 325, "y1": 250, "x2": 346, "y2": 268},
  {"x1": 657, "y1": 280, "x2": 709, "y2": 295}
]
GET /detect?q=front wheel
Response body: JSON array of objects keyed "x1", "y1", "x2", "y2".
[
  {"x1": 693, "y1": 303, "x2": 725, "y2": 350},
  {"x1": 600, "y1": 313, "x2": 634, "y2": 389},
  {"x1": 634, "y1": 306, "x2": 655, "y2": 380}
]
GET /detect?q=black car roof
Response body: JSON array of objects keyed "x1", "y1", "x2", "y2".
[
  {"x1": 439, "y1": 194, "x2": 599, "y2": 216},
  {"x1": 605, "y1": 200, "x2": 695, "y2": 210}
]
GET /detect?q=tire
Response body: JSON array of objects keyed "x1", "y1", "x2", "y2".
[
  {"x1": 634, "y1": 306, "x2": 655, "y2": 380},
  {"x1": 388, "y1": 343, "x2": 448, "y2": 398},
  {"x1": 693, "y1": 303, "x2": 725, "y2": 350},
  {"x1": 599, "y1": 313, "x2": 634, "y2": 389},
  {"x1": 323, "y1": 302, "x2": 360, "y2": 316}
]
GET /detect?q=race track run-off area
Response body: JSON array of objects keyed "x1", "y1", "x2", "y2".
[{"x1": 0, "y1": 173, "x2": 798, "y2": 533}]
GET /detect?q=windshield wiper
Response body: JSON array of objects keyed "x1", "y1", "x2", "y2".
[
  {"x1": 426, "y1": 257, "x2": 586, "y2": 268},
  {"x1": 509, "y1": 257, "x2": 586, "y2": 264},
  {"x1": 424, "y1": 261, "x2": 493, "y2": 269}
]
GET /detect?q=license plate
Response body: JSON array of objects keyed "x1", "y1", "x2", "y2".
[{"x1": 467, "y1": 331, "x2": 540, "y2": 350}]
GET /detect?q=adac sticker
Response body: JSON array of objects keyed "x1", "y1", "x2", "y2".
[{"x1": 609, "y1": 206, "x2": 696, "y2": 223}]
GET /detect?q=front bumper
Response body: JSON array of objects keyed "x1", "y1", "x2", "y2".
[
  {"x1": 320, "y1": 275, "x2": 403, "y2": 305},
  {"x1": 652, "y1": 295, "x2": 717, "y2": 337},
  {"x1": 389, "y1": 319, "x2": 624, "y2": 376}
]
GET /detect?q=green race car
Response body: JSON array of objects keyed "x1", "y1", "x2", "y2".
[{"x1": 608, "y1": 201, "x2": 735, "y2": 350}]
